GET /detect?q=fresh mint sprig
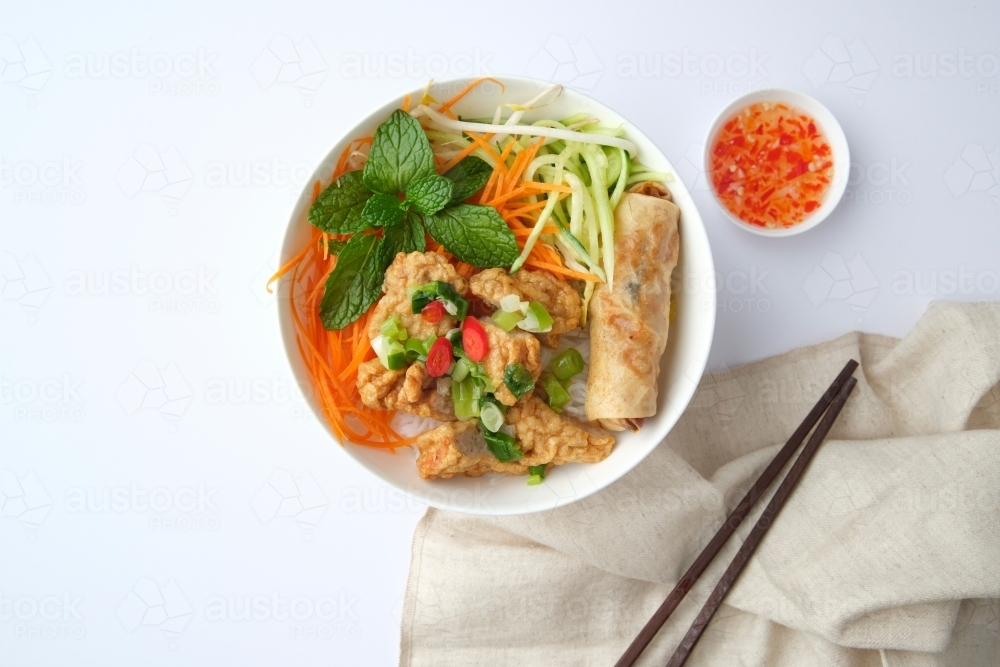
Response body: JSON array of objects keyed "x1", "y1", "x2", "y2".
[{"x1": 308, "y1": 109, "x2": 520, "y2": 330}]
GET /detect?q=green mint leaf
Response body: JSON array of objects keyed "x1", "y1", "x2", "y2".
[
  {"x1": 325, "y1": 238, "x2": 346, "y2": 256},
  {"x1": 319, "y1": 233, "x2": 385, "y2": 330},
  {"x1": 308, "y1": 171, "x2": 374, "y2": 234},
  {"x1": 362, "y1": 109, "x2": 434, "y2": 195},
  {"x1": 381, "y1": 213, "x2": 426, "y2": 267},
  {"x1": 443, "y1": 155, "x2": 493, "y2": 203},
  {"x1": 405, "y1": 174, "x2": 453, "y2": 216},
  {"x1": 423, "y1": 204, "x2": 520, "y2": 268},
  {"x1": 361, "y1": 192, "x2": 406, "y2": 228}
]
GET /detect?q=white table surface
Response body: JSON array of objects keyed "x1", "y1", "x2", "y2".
[{"x1": 2, "y1": 1, "x2": 998, "y2": 664}]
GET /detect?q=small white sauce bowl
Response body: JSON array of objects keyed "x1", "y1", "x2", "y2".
[{"x1": 703, "y1": 88, "x2": 849, "y2": 237}]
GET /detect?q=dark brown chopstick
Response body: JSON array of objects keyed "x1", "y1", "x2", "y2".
[
  {"x1": 614, "y1": 359, "x2": 858, "y2": 667},
  {"x1": 665, "y1": 376, "x2": 857, "y2": 667}
]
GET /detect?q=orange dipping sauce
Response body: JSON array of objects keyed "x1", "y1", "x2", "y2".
[{"x1": 709, "y1": 102, "x2": 833, "y2": 229}]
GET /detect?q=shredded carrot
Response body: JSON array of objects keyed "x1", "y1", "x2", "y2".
[
  {"x1": 438, "y1": 77, "x2": 505, "y2": 114},
  {"x1": 505, "y1": 200, "x2": 550, "y2": 217},
  {"x1": 523, "y1": 259, "x2": 601, "y2": 281},
  {"x1": 512, "y1": 226, "x2": 558, "y2": 236},
  {"x1": 276, "y1": 102, "x2": 600, "y2": 451},
  {"x1": 463, "y1": 130, "x2": 504, "y2": 166},
  {"x1": 441, "y1": 141, "x2": 482, "y2": 173},
  {"x1": 464, "y1": 136, "x2": 584, "y2": 280},
  {"x1": 521, "y1": 182, "x2": 573, "y2": 193},
  {"x1": 277, "y1": 157, "x2": 414, "y2": 449},
  {"x1": 401, "y1": 94, "x2": 411, "y2": 112}
]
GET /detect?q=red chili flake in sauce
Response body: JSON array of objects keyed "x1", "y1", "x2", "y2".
[{"x1": 710, "y1": 102, "x2": 833, "y2": 229}]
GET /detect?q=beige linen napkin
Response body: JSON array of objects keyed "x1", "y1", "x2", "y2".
[{"x1": 399, "y1": 302, "x2": 1000, "y2": 667}]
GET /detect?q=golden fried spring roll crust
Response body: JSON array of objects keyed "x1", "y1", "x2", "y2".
[{"x1": 585, "y1": 186, "x2": 680, "y2": 428}]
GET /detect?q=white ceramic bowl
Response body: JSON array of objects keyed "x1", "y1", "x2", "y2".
[
  {"x1": 278, "y1": 76, "x2": 716, "y2": 515},
  {"x1": 703, "y1": 88, "x2": 849, "y2": 237}
]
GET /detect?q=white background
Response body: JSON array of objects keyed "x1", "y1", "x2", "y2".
[{"x1": 2, "y1": 1, "x2": 998, "y2": 665}]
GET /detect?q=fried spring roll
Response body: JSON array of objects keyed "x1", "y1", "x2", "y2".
[{"x1": 585, "y1": 183, "x2": 680, "y2": 431}]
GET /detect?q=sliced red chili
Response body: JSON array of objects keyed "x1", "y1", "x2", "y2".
[
  {"x1": 425, "y1": 337, "x2": 453, "y2": 377},
  {"x1": 461, "y1": 317, "x2": 489, "y2": 362},
  {"x1": 421, "y1": 300, "x2": 445, "y2": 323}
]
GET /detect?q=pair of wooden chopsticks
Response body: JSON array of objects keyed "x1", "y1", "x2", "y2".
[{"x1": 615, "y1": 359, "x2": 859, "y2": 667}]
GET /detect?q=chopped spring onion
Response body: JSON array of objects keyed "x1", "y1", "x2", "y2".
[
  {"x1": 518, "y1": 301, "x2": 554, "y2": 333},
  {"x1": 409, "y1": 281, "x2": 469, "y2": 321},
  {"x1": 379, "y1": 315, "x2": 408, "y2": 342},
  {"x1": 551, "y1": 348, "x2": 584, "y2": 381},
  {"x1": 503, "y1": 363, "x2": 535, "y2": 399},
  {"x1": 371, "y1": 335, "x2": 406, "y2": 371},
  {"x1": 479, "y1": 401, "x2": 504, "y2": 433},
  {"x1": 499, "y1": 294, "x2": 524, "y2": 313},
  {"x1": 450, "y1": 357, "x2": 474, "y2": 382},
  {"x1": 491, "y1": 308, "x2": 524, "y2": 332},
  {"x1": 404, "y1": 337, "x2": 427, "y2": 362},
  {"x1": 482, "y1": 429, "x2": 524, "y2": 463},
  {"x1": 444, "y1": 328, "x2": 462, "y2": 346},
  {"x1": 542, "y1": 374, "x2": 572, "y2": 412},
  {"x1": 474, "y1": 372, "x2": 497, "y2": 394},
  {"x1": 452, "y1": 376, "x2": 479, "y2": 419},
  {"x1": 527, "y1": 464, "x2": 547, "y2": 485}
]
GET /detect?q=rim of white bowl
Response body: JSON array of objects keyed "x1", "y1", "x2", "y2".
[
  {"x1": 703, "y1": 88, "x2": 850, "y2": 237},
  {"x1": 277, "y1": 75, "x2": 716, "y2": 515}
]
